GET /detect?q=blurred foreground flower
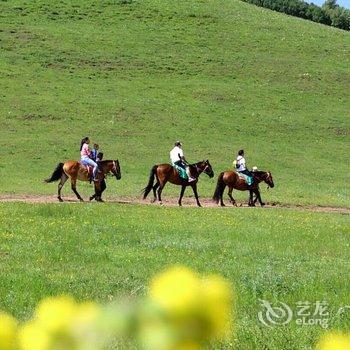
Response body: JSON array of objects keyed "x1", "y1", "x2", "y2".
[
  {"x1": 0, "y1": 266, "x2": 234, "y2": 350},
  {"x1": 316, "y1": 331, "x2": 350, "y2": 350},
  {"x1": 141, "y1": 266, "x2": 234, "y2": 349},
  {"x1": 18, "y1": 296, "x2": 102, "y2": 350},
  {"x1": 0, "y1": 312, "x2": 18, "y2": 350}
]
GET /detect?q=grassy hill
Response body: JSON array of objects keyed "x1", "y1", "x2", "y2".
[{"x1": 1, "y1": 0, "x2": 349, "y2": 206}]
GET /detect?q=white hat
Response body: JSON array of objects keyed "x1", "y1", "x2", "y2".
[{"x1": 252, "y1": 166, "x2": 258, "y2": 172}]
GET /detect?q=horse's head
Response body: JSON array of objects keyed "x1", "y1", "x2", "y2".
[
  {"x1": 198, "y1": 159, "x2": 214, "y2": 178},
  {"x1": 252, "y1": 170, "x2": 274, "y2": 188},
  {"x1": 262, "y1": 171, "x2": 274, "y2": 188},
  {"x1": 111, "y1": 160, "x2": 121, "y2": 180}
]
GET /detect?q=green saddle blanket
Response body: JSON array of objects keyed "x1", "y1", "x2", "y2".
[
  {"x1": 237, "y1": 172, "x2": 253, "y2": 186},
  {"x1": 173, "y1": 165, "x2": 188, "y2": 180}
]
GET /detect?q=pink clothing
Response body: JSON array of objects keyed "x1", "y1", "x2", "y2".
[{"x1": 80, "y1": 143, "x2": 91, "y2": 158}]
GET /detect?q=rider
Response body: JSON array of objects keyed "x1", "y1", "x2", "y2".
[
  {"x1": 170, "y1": 141, "x2": 195, "y2": 182},
  {"x1": 80, "y1": 137, "x2": 98, "y2": 181},
  {"x1": 91, "y1": 143, "x2": 99, "y2": 162},
  {"x1": 235, "y1": 149, "x2": 253, "y2": 184}
]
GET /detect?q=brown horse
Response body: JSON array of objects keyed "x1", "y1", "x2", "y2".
[
  {"x1": 213, "y1": 170, "x2": 274, "y2": 207},
  {"x1": 142, "y1": 160, "x2": 214, "y2": 207},
  {"x1": 45, "y1": 160, "x2": 121, "y2": 202}
]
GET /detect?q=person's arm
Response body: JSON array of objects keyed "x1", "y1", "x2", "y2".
[
  {"x1": 85, "y1": 144, "x2": 91, "y2": 157},
  {"x1": 178, "y1": 149, "x2": 187, "y2": 163}
]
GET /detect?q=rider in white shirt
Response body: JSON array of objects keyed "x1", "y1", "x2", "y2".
[
  {"x1": 235, "y1": 149, "x2": 252, "y2": 178},
  {"x1": 170, "y1": 141, "x2": 195, "y2": 182}
]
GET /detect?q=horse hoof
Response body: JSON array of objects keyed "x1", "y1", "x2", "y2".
[
  {"x1": 248, "y1": 203, "x2": 255, "y2": 207},
  {"x1": 79, "y1": 198, "x2": 84, "y2": 202},
  {"x1": 261, "y1": 203, "x2": 265, "y2": 206},
  {"x1": 58, "y1": 197, "x2": 63, "y2": 202},
  {"x1": 89, "y1": 196, "x2": 94, "y2": 201},
  {"x1": 220, "y1": 203, "x2": 225, "y2": 207}
]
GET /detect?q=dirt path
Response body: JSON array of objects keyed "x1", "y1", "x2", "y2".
[{"x1": 0, "y1": 194, "x2": 349, "y2": 214}]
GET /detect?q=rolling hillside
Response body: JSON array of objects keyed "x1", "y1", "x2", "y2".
[{"x1": 0, "y1": 0, "x2": 349, "y2": 206}]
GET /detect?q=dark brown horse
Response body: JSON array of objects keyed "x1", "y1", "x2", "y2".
[
  {"x1": 45, "y1": 160, "x2": 121, "y2": 202},
  {"x1": 142, "y1": 160, "x2": 214, "y2": 207},
  {"x1": 213, "y1": 170, "x2": 274, "y2": 207}
]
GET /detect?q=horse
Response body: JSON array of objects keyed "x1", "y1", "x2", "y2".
[
  {"x1": 213, "y1": 170, "x2": 274, "y2": 207},
  {"x1": 142, "y1": 160, "x2": 214, "y2": 207},
  {"x1": 45, "y1": 160, "x2": 121, "y2": 202}
]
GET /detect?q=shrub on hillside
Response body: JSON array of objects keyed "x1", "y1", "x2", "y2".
[{"x1": 242, "y1": 0, "x2": 349, "y2": 31}]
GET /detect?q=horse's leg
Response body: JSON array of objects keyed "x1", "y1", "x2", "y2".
[
  {"x1": 178, "y1": 185, "x2": 186, "y2": 206},
  {"x1": 71, "y1": 178, "x2": 84, "y2": 202},
  {"x1": 219, "y1": 183, "x2": 226, "y2": 207},
  {"x1": 99, "y1": 179, "x2": 106, "y2": 202},
  {"x1": 157, "y1": 181, "x2": 165, "y2": 204},
  {"x1": 248, "y1": 190, "x2": 255, "y2": 207},
  {"x1": 92, "y1": 181, "x2": 103, "y2": 202},
  {"x1": 227, "y1": 187, "x2": 236, "y2": 206},
  {"x1": 191, "y1": 183, "x2": 201, "y2": 207},
  {"x1": 152, "y1": 182, "x2": 159, "y2": 203},
  {"x1": 255, "y1": 189, "x2": 265, "y2": 206},
  {"x1": 57, "y1": 173, "x2": 68, "y2": 202}
]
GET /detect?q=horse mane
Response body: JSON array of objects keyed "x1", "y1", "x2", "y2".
[
  {"x1": 189, "y1": 160, "x2": 206, "y2": 166},
  {"x1": 253, "y1": 170, "x2": 267, "y2": 175},
  {"x1": 99, "y1": 160, "x2": 116, "y2": 164}
]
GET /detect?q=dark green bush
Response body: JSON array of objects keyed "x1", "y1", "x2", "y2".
[{"x1": 241, "y1": 0, "x2": 349, "y2": 30}]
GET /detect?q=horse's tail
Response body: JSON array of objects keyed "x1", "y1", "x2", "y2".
[
  {"x1": 213, "y1": 171, "x2": 225, "y2": 203},
  {"x1": 44, "y1": 163, "x2": 64, "y2": 183},
  {"x1": 142, "y1": 165, "x2": 158, "y2": 199}
]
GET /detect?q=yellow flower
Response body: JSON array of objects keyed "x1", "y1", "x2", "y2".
[
  {"x1": 71, "y1": 302, "x2": 101, "y2": 348},
  {"x1": 149, "y1": 266, "x2": 200, "y2": 315},
  {"x1": 0, "y1": 312, "x2": 18, "y2": 350},
  {"x1": 74, "y1": 302, "x2": 100, "y2": 324},
  {"x1": 201, "y1": 275, "x2": 233, "y2": 338},
  {"x1": 316, "y1": 332, "x2": 350, "y2": 350},
  {"x1": 18, "y1": 321, "x2": 51, "y2": 350},
  {"x1": 147, "y1": 266, "x2": 234, "y2": 348},
  {"x1": 34, "y1": 296, "x2": 77, "y2": 333},
  {"x1": 171, "y1": 340, "x2": 201, "y2": 350}
]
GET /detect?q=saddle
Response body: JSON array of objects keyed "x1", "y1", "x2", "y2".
[
  {"x1": 236, "y1": 172, "x2": 253, "y2": 186},
  {"x1": 80, "y1": 162, "x2": 94, "y2": 177},
  {"x1": 173, "y1": 164, "x2": 188, "y2": 180}
]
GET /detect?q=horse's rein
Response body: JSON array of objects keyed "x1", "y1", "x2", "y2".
[
  {"x1": 105, "y1": 161, "x2": 117, "y2": 177},
  {"x1": 112, "y1": 161, "x2": 117, "y2": 174},
  {"x1": 265, "y1": 172, "x2": 271, "y2": 189},
  {"x1": 195, "y1": 163, "x2": 208, "y2": 174}
]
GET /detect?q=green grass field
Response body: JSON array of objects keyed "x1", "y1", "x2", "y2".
[
  {"x1": 0, "y1": 0, "x2": 349, "y2": 206},
  {"x1": 0, "y1": 0, "x2": 349, "y2": 349},
  {"x1": 0, "y1": 203, "x2": 349, "y2": 349}
]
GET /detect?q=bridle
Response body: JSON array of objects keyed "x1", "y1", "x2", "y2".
[
  {"x1": 194, "y1": 161, "x2": 209, "y2": 174},
  {"x1": 264, "y1": 172, "x2": 272, "y2": 188},
  {"x1": 105, "y1": 161, "x2": 118, "y2": 177}
]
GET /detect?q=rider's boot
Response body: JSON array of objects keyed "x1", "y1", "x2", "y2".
[{"x1": 186, "y1": 167, "x2": 196, "y2": 182}]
